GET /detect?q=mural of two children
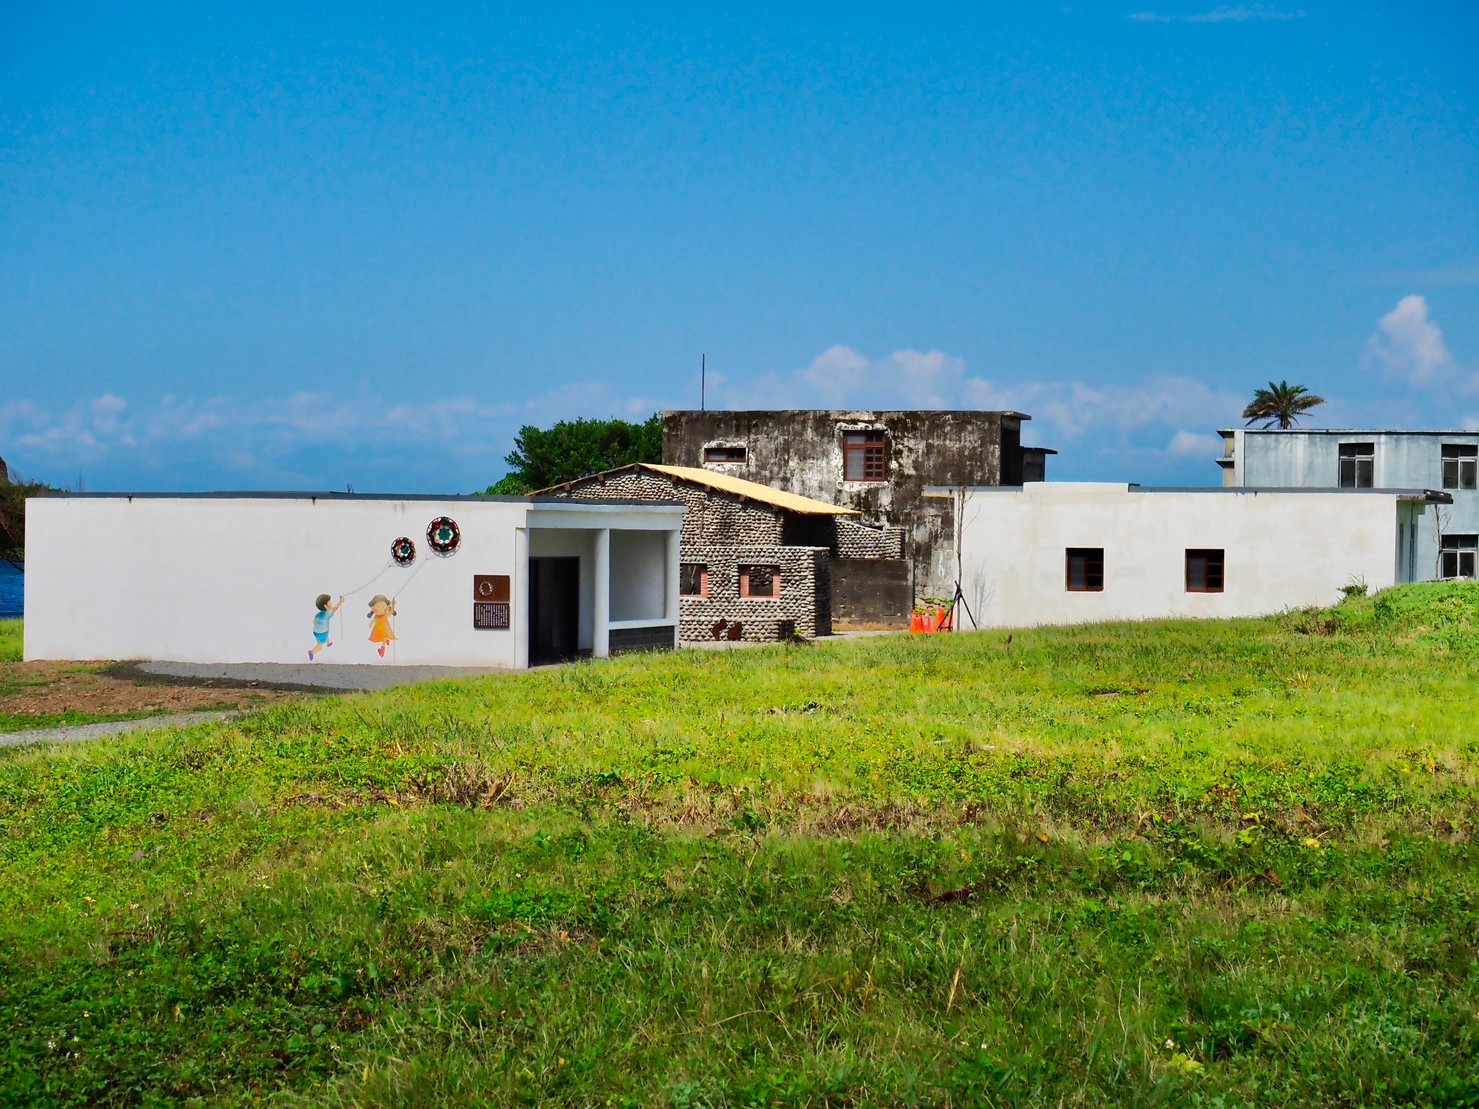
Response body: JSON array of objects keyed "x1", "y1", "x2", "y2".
[{"x1": 309, "y1": 592, "x2": 398, "y2": 660}]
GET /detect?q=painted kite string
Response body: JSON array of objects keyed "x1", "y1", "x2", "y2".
[
  {"x1": 327, "y1": 538, "x2": 446, "y2": 657},
  {"x1": 383, "y1": 551, "x2": 436, "y2": 659}
]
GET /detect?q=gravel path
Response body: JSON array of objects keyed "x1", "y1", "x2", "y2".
[
  {"x1": 135, "y1": 661, "x2": 512, "y2": 692},
  {"x1": 0, "y1": 710, "x2": 238, "y2": 749}
]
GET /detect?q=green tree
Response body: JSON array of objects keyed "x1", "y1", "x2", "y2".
[
  {"x1": 483, "y1": 414, "x2": 663, "y2": 494},
  {"x1": 1242, "y1": 380, "x2": 1326, "y2": 430},
  {"x1": 0, "y1": 467, "x2": 54, "y2": 570}
]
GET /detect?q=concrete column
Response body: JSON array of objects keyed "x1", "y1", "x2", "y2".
[
  {"x1": 593, "y1": 527, "x2": 610, "y2": 657},
  {"x1": 666, "y1": 527, "x2": 682, "y2": 625},
  {"x1": 513, "y1": 526, "x2": 529, "y2": 669}
]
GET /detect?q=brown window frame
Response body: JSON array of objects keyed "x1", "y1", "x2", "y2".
[
  {"x1": 1065, "y1": 548, "x2": 1104, "y2": 592},
  {"x1": 679, "y1": 563, "x2": 709, "y2": 598},
  {"x1": 842, "y1": 430, "x2": 888, "y2": 482},
  {"x1": 1185, "y1": 549, "x2": 1225, "y2": 593},
  {"x1": 738, "y1": 564, "x2": 782, "y2": 599},
  {"x1": 703, "y1": 445, "x2": 747, "y2": 464}
]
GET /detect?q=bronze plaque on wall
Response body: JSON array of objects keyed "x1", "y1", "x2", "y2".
[
  {"x1": 473, "y1": 574, "x2": 510, "y2": 602},
  {"x1": 473, "y1": 602, "x2": 511, "y2": 629}
]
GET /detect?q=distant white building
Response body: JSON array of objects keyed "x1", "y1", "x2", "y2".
[
  {"x1": 947, "y1": 482, "x2": 1447, "y2": 630},
  {"x1": 25, "y1": 493, "x2": 684, "y2": 666},
  {"x1": 1218, "y1": 428, "x2": 1478, "y2": 580}
]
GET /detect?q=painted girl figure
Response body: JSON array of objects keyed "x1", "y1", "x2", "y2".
[
  {"x1": 367, "y1": 594, "x2": 397, "y2": 657},
  {"x1": 309, "y1": 594, "x2": 344, "y2": 660}
]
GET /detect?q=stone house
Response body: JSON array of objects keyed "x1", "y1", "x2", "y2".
[
  {"x1": 538, "y1": 463, "x2": 908, "y2": 641},
  {"x1": 661, "y1": 410, "x2": 1051, "y2": 602}
]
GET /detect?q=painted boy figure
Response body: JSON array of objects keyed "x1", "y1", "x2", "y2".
[{"x1": 309, "y1": 594, "x2": 344, "y2": 660}]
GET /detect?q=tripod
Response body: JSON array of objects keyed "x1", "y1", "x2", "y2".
[{"x1": 941, "y1": 577, "x2": 977, "y2": 633}]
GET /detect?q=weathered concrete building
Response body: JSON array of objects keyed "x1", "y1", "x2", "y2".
[
  {"x1": 1218, "y1": 428, "x2": 1479, "y2": 580},
  {"x1": 539, "y1": 463, "x2": 910, "y2": 640},
  {"x1": 662, "y1": 410, "x2": 1049, "y2": 601}
]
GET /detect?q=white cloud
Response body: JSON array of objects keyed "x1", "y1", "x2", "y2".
[
  {"x1": 1366, "y1": 295, "x2": 1455, "y2": 386},
  {"x1": 720, "y1": 345, "x2": 971, "y2": 411},
  {"x1": 707, "y1": 345, "x2": 1245, "y2": 463},
  {"x1": 1167, "y1": 430, "x2": 1223, "y2": 458},
  {"x1": 0, "y1": 378, "x2": 665, "y2": 490},
  {"x1": 965, "y1": 375, "x2": 1243, "y2": 442},
  {"x1": 1129, "y1": 5, "x2": 1304, "y2": 22}
]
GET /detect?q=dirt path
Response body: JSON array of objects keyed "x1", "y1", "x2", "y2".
[{"x1": 0, "y1": 710, "x2": 239, "y2": 749}]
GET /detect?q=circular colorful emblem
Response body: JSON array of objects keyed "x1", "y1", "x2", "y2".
[
  {"x1": 427, "y1": 516, "x2": 461, "y2": 556},
  {"x1": 390, "y1": 536, "x2": 416, "y2": 566}
]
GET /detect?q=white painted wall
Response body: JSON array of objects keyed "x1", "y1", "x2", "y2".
[
  {"x1": 25, "y1": 496, "x2": 684, "y2": 666},
  {"x1": 958, "y1": 483, "x2": 1408, "y2": 629},
  {"x1": 610, "y1": 529, "x2": 668, "y2": 622}
]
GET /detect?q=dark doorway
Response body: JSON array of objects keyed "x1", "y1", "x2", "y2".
[{"x1": 529, "y1": 557, "x2": 581, "y2": 663}]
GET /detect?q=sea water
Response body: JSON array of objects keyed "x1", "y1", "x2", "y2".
[{"x1": 0, "y1": 561, "x2": 21, "y2": 619}]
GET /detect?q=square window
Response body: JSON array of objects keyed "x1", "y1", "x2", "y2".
[
  {"x1": 704, "y1": 445, "x2": 747, "y2": 464},
  {"x1": 843, "y1": 430, "x2": 888, "y2": 482},
  {"x1": 1065, "y1": 548, "x2": 1104, "y2": 592},
  {"x1": 1338, "y1": 442, "x2": 1374, "y2": 489},
  {"x1": 680, "y1": 563, "x2": 708, "y2": 597},
  {"x1": 1441, "y1": 444, "x2": 1477, "y2": 491},
  {"x1": 1186, "y1": 549, "x2": 1225, "y2": 593},
  {"x1": 1441, "y1": 535, "x2": 1477, "y2": 580},
  {"x1": 739, "y1": 564, "x2": 782, "y2": 598}
]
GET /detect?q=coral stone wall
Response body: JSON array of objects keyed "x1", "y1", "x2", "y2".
[
  {"x1": 548, "y1": 470, "x2": 783, "y2": 546},
  {"x1": 836, "y1": 519, "x2": 906, "y2": 560},
  {"x1": 679, "y1": 544, "x2": 830, "y2": 641}
]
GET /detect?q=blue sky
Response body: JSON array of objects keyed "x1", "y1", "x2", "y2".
[{"x1": 2, "y1": 1, "x2": 1476, "y2": 492}]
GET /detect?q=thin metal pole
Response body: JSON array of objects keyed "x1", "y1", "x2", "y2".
[{"x1": 701, "y1": 353, "x2": 706, "y2": 411}]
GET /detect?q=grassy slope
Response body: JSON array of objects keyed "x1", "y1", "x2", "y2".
[{"x1": 0, "y1": 587, "x2": 1476, "y2": 1106}]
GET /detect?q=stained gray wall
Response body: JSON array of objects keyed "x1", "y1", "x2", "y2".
[
  {"x1": 831, "y1": 558, "x2": 912, "y2": 628},
  {"x1": 1223, "y1": 429, "x2": 1478, "y2": 580},
  {"x1": 663, "y1": 410, "x2": 1027, "y2": 600}
]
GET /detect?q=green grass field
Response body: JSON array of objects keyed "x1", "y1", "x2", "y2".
[{"x1": 1, "y1": 586, "x2": 1476, "y2": 1106}]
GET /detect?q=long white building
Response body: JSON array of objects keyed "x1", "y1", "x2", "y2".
[
  {"x1": 25, "y1": 493, "x2": 684, "y2": 666},
  {"x1": 946, "y1": 482, "x2": 1447, "y2": 630}
]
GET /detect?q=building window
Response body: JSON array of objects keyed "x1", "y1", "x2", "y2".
[
  {"x1": 680, "y1": 563, "x2": 708, "y2": 597},
  {"x1": 1442, "y1": 444, "x2": 1477, "y2": 490},
  {"x1": 1185, "y1": 549, "x2": 1225, "y2": 593},
  {"x1": 704, "y1": 445, "x2": 747, "y2": 464},
  {"x1": 739, "y1": 564, "x2": 782, "y2": 598},
  {"x1": 1441, "y1": 535, "x2": 1477, "y2": 580},
  {"x1": 1338, "y1": 442, "x2": 1374, "y2": 489},
  {"x1": 843, "y1": 430, "x2": 888, "y2": 482},
  {"x1": 1065, "y1": 548, "x2": 1104, "y2": 592}
]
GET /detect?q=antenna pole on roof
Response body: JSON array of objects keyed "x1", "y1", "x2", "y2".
[{"x1": 701, "y1": 353, "x2": 706, "y2": 412}]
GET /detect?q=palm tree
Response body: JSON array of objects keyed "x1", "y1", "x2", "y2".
[{"x1": 1242, "y1": 380, "x2": 1326, "y2": 429}]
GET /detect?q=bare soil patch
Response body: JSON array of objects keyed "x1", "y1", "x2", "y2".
[{"x1": 0, "y1": 660, "x2": 301, "y2": 719}]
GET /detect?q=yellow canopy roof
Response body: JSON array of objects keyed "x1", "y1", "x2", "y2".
[
  {"x1": 641, "y1": 465, "x2": 859, "y2": 516},
  {"x1": 540, "y1": 463, "x2": 860, "y2": 516}
]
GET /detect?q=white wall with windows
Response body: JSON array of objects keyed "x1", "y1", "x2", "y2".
[
  {"x1": 954, "y1": 483, "x2": 1430, "y2": 630},
  {"x1": 1217, "y1": 429, "x2": 1479, "y2": 580}
]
